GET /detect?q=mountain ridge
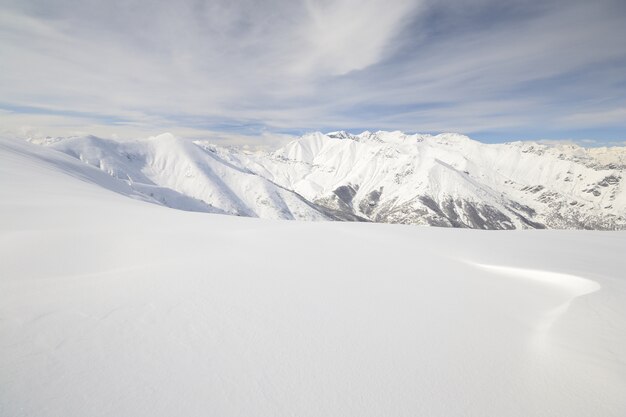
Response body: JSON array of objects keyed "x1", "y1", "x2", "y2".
[{"x1": 22, "y1": 131, "x2": 626, "y2": 229}]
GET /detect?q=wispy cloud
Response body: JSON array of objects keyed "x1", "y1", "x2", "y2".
[
  {"x1": 0, "y1": 0, "x2": 624, "y2": 143},
  {"x1": 292, "y1": 0, "x2": 419, "y2": 76},
  {"x1": 560, "y1": 108, "x2": 626, "y2": 127}
]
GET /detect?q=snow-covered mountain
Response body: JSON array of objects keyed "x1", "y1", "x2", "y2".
[
  {"x1": 30, "y1": 131, "x2": 626, "y2": 229},
  {"x1": 2, "y1": 134, "x2": 626, "y2": 417},
  {"x1": 36, "y1": 133, "x2": 334, "y2": 221}
]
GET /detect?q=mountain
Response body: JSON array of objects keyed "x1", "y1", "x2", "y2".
[
  {"x1": 36, "y1": 133, "x2": 335, "y2": 221},
  {"x1": 30, "y1": 131, "x2": 626, "y2": 229}
]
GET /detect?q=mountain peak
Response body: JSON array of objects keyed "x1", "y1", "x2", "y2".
[{"x1": 326, "y1": 131, "x2": 352, "y2": 139}]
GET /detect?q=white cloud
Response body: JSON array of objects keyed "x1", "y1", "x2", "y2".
[
  {"x1": 560, "y1": 108, "x2": 626, "y2": 127},
  {"x1": 292, "y1": 0, "x2": 419, "y2": 76},
  {"x1": 0, "y1": 0, "x2": 624, "y2": 142}
]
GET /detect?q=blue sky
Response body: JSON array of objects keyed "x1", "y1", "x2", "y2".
[{"x1": 0, "y1": 0, "x2": 625, "y2": 146}]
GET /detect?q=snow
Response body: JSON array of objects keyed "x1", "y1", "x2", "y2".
[
  {"x1": 1, "y1": 137, "x2": 626, "y2": 416},
  {"x1": 241, "y1": 131, "x2": 626, "y2": 228},
  {"x1": 32, "y1": 130, "x2": 626, "y2": 229},
  {"x1": 44, "y1": 133, "x2": 330, "y2": 220}
]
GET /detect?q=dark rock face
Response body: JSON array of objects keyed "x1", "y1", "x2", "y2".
[
  {"x1": 599, "y1": 175, "x2": 621, "y2": 187},
  {"x1": 415, "y1": 196, "x2": 516, "y2": 230},
  {"x1": 333, "y1": 184, "x2": 359, "y2": 208},
  {"x1": 359, "y1": 188, "x2": 383, "y2": 216}
]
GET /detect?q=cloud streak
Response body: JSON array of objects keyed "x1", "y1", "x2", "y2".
[{"x1": 0, "y1": 0, "x2": 624, "y2": 143}]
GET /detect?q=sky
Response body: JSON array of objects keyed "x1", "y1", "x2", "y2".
[{"x1": 0, "y1": 0, "x2": 625, "y2": 146}]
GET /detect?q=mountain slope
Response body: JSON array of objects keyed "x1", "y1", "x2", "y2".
[
  {"x1": 30, "y1": 131, "x2": 626, "y2": 229},
  {"x1": 220, "y1": 131, "x2": 626, "y2": 229},
  {"x1": 40, "y1": 133, "x2": 332, "y2": 221}
]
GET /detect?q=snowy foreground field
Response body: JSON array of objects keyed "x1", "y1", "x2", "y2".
[{"x1": 1, "y1": 137, "x2": 626, "y2": 417}]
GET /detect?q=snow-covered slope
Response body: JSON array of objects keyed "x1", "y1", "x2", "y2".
[
  {"x1": 2, "y1": 137, "x2": 626, "y2": 417},
  {"x1": 225, "y1": 131, "x2": 626, "y2": 229},
  {"x1": 30, "y1": 131, "x2": 626, "y2": 229},
  {"x1": 37, "y1": 133, "x2": 333, "y2": 221}
]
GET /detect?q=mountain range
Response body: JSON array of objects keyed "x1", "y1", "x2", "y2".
[{"x1": 28, "y1": 131, "x2": 626, "y2": 230}]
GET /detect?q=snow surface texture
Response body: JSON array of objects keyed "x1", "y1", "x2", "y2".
[
  {"x1": 1, "y1": 138, "x2": 626, "y2": 416},
  {"x1": 29, "y1": 131, "x2": 626, "y2": 229}
]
